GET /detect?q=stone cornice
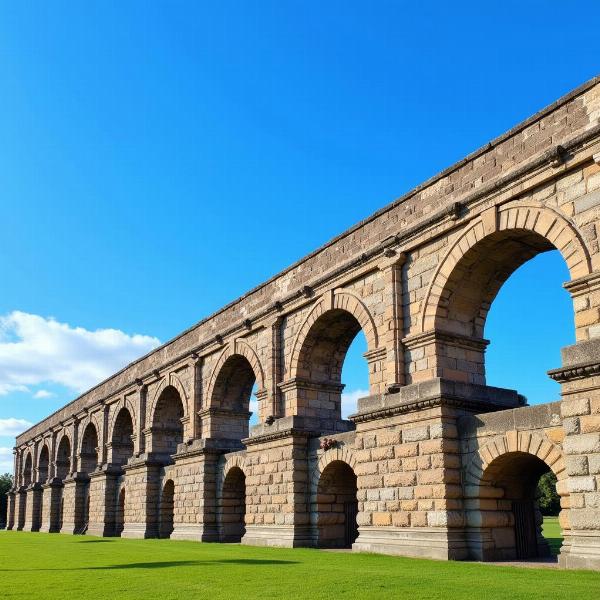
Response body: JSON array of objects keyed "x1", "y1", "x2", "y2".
[
  {"x1": 350, "y1": 395, "x2": 512, "y2": 424},
  {"x1": 278, "y1": 378, "x2": 345, "y2": 394},
  {"x1": 403, "y1": 330, "x2": 490, "y2": 351},
  {"x1": 564, "y1": 272, "x2": 600, "y2": 297},
  {"x1": 196, "y1": 407, "x2": 252, "y2": 419},
  {"x1": 548, "y1": 361, "x2": 600, "y2": 383},
  {"x1": 242, "y1": 428, "x2": 312, "y2": 447}
]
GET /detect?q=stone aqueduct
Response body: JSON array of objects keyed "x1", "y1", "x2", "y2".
[{"x1": 7, "y1": 77, "x2": 600, "y2": 569}]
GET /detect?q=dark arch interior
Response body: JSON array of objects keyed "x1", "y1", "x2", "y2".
[
  {"x1": 316, "y1": 460, "x2": 358, "y2": 549},
  {"x1": 211, "y1": 355, "x2": 256, "y2": 441},
  {"x1": 220, "y1": 467, "x2": 246, "y2": 543},
  {"x1": 23, "y1": 453, "x2": 33, "y2": 486},
  {"x1": 152, "y1": 386, "x2": 185, "y2": 458},
  {"x1": 38, "y1": 445, "x2": 49, "y2": 483},
  {"x1": 80, "y1": 424, "x2": 99, "y2": 474},
  {"x1": 112, "y1": 408, "x2": 134, "y2": 467},
  {"x1": 56, "y1": 436, "x2": 71, "y2": 480},
  {"x1": 295, "y1": 309, "x2": 364, "y2": 422},
  {"x1": 159, "y1": 480, "x2": 175, "y2": 539},
  {"x1": 475, "y1": 451, "x2": 560, "y2": 561}
]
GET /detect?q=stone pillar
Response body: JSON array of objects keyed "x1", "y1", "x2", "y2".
[
  {"x1": 351, "y1": 379, "x2": 522, "y2": 560},
  {"x1": 380, "y1": 252, "x2": 407, "y2": 392},
  {"x1": 87, "y1": 467, "x2": 121, "y2": 537},
  {"x1": 170, "y1": 442, "x2": 221, "y2": 541},
  {"x1": 243, "y1": 420, "x2": 312, "y2": 547},
  {"x1": 120, "y1": 457, "x2": 161, "y2": 539},
  {"x1": 23, "y1": 483, "x2": 43, "y2": 532},
  {"x1": 15, "y1": 487, "x2": 27, "y2": 530},
  {"x1": 39, "y1": 480, "x2": 63, "y2": 533},
  {"x1": 60, "y1": 474, "x2": 88, "y2": 534},
  {"x1": 549, "y1": 338, "x2": 600, "y2": 570},
  {"x1": 6, "y1": 490, "x2": 16, "y2": 530}
]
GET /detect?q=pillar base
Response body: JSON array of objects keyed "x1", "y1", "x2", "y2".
[
  {"x1": 352, "y1": 526, "x2": 468, "y2": 560},
  {"x1": 39, "y1": 481, "x2": 63, "y2": 533},
  {"x1": 559, "y1": 532, "x2": 600, "y2": 570},
  {"x1": 242, "y1": 524, "x2": 313, "y2": 548},
  {"x1": 170, "y1": 523, "x2": 219, "y2": 542}
]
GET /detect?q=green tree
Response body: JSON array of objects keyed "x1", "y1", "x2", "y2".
[
  {"x1": 537, "y1": 471, "x2": 560, "y2": 516},
  {"x1": 0, "y1": 473, "x2": 14, "y2": 528}
]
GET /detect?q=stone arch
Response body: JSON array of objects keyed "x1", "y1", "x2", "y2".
[
  {"x1": 420, "y1": 203, "x2": 592, "y2": 335},
  {"x1": 204, "y1": 341, "x2": 266, "y2": 438},
  {"x1": 79, "y1": 421, "x2": 99, "y2": 475},
  {"x1": 311, "y1": 452, "x2": 359, "y2": 549},
  {"x1": 109, "y1": 405, "x2": 135, "y2": 467},
  {"x1": 37, "y1": 442, "x2": 50, "y2": 483},
  {"x1": 147, "y1": 371, "x2": 189, "y2": 430},
  {"x1": 288, "y1": 290, "x2": 379, "y2": 379},
  {"x1": 311, "y1": 445, "x2": 358, "y2": 491},
  {"x1": 148, "y1": 380, "x2": 186, "y2": 458},
  {"x1": 217, "y1": 454, "x2": 247, "y2": 543},
  {"x1": 22, "y1": 450, "x2": 33, "y2": 486},
  {"x1": 158, "y1": 478, "x2": 175, "y2": 538},
  {"x1": 206, "y1": 340, "x2": 266, "y2": 407},
  {"x1": 464, "y1": 430, "x2": 567, "y2": 561},
  {"x1": 464, "y1": 430, "x2": 566, "y2": 487},
  {"x1": 55, "y1": 433, "x2": 72, "y2": 480},
  {"x1": 107, "y1": 397, "x2": 137, "y2": 446}
]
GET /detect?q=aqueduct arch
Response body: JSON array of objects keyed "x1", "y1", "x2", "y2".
[{"x1": 7, "y1": 77, "x2": 600, "y2": 569}]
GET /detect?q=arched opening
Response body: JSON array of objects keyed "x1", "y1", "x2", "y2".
[
  {"x1": 159, "y1": 479, "x2": 175, "y2": 539},
  {"x1": 36, "y1": 445, "x2": 50, "y2": 529},
  {"x1": 79, "y1": 423, "x2": 99, "y2": 532},
  {"x1": 55, "y1": 436, "x2": 71, "y2": 532},
  {"x1": 469, "y1": 451, "x2": 563, "y2": 562},
  {"x1": 38, "y1": 445, "x2": 49, "y2": 483},
  {"x1": 210, "y1": 355, "x2": 256, "y2": 441},
  {"x1": 295, "y1": 309, "x2": 367, "y2": 423},
  {"x1": 220, "y1": 467, "x2": 246, "y2": 542},
  {"x1": 315, "y1": 460, "x2": 358, "y2": 548},
  {"x1": 111, "y1": 408, "x2": 134, "y2": 467},
  {"x1": 424, "y1": 228, "x2": 575, "y2": 396},
  {"x1": 23, "y1": 453, "x2": 33, "y2": 486},
  {"x1": 55, "y1": 436, "x2": 71, "y2": 480},
  {"x1": 151, "y1": 386, "x2": 184, "y2": 459},
  {"x1": 115, "y1": 487, "x2": 125, "y2": 537},
  {"x1": 80, "y1": 423, "x2": 99, "y2": 474}
]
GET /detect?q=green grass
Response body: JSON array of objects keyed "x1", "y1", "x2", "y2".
[
  {"x1": 542, "y1": 516, "x2": 563, "y2": 556},
  {"x1": 1, "y1": 529, "x2": 598, "y2": 600}
]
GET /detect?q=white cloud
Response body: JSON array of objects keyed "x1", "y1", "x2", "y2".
[
  {"x1": 0, "y1": 446, "x2": 14, "y2": 473},
  {"x1": 0, "y1": 418, "x2": 33, "y2": 437},
  {"x1": 0, "y1": 311, "x2": 160, "y2": 396},
  {"x1": 33, "y1": 389, "x2": 54, "y2": 399},
  {"x1": 341, "y1": 388, "x2": 369, "y2": 419}
]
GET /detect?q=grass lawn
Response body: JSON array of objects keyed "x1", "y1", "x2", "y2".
[{"x1": 1, "y1": 530, "x2": 599, "y2": 600}]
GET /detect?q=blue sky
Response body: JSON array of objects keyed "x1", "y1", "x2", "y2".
[{"x1": 0, "y1": 2, "x2": 598, "y2": 471}]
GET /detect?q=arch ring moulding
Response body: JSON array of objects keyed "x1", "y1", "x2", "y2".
[
  {"x1": 148, "y1": 371, "x2": 190, "y2": 425},
  {"x1": 287, "y1": 289, "x2": 380, "y2": 378},
  {"x1": 204, "y1": 338, "x2": 267, "y2": 409},
  {"x1": 420, "y1": 201, "x2": 593, "y2": 334},
  {"x1": 106, "y1": 396, "x2": 139, "y2": 444},
  {"x1": 463, "y1": 430, "x2": 567, "y2": 489},
  {"x1": 310, "y1": 446, "x2": 358, "y2": 491}
]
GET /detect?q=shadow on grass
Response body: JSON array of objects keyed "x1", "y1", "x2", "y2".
[
  {"x1": 0, "y1": 558, "x2": 299, "y2": 572},
  {"x1": 77, "y1": 540, "x2": 113, "y2": 543}
]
